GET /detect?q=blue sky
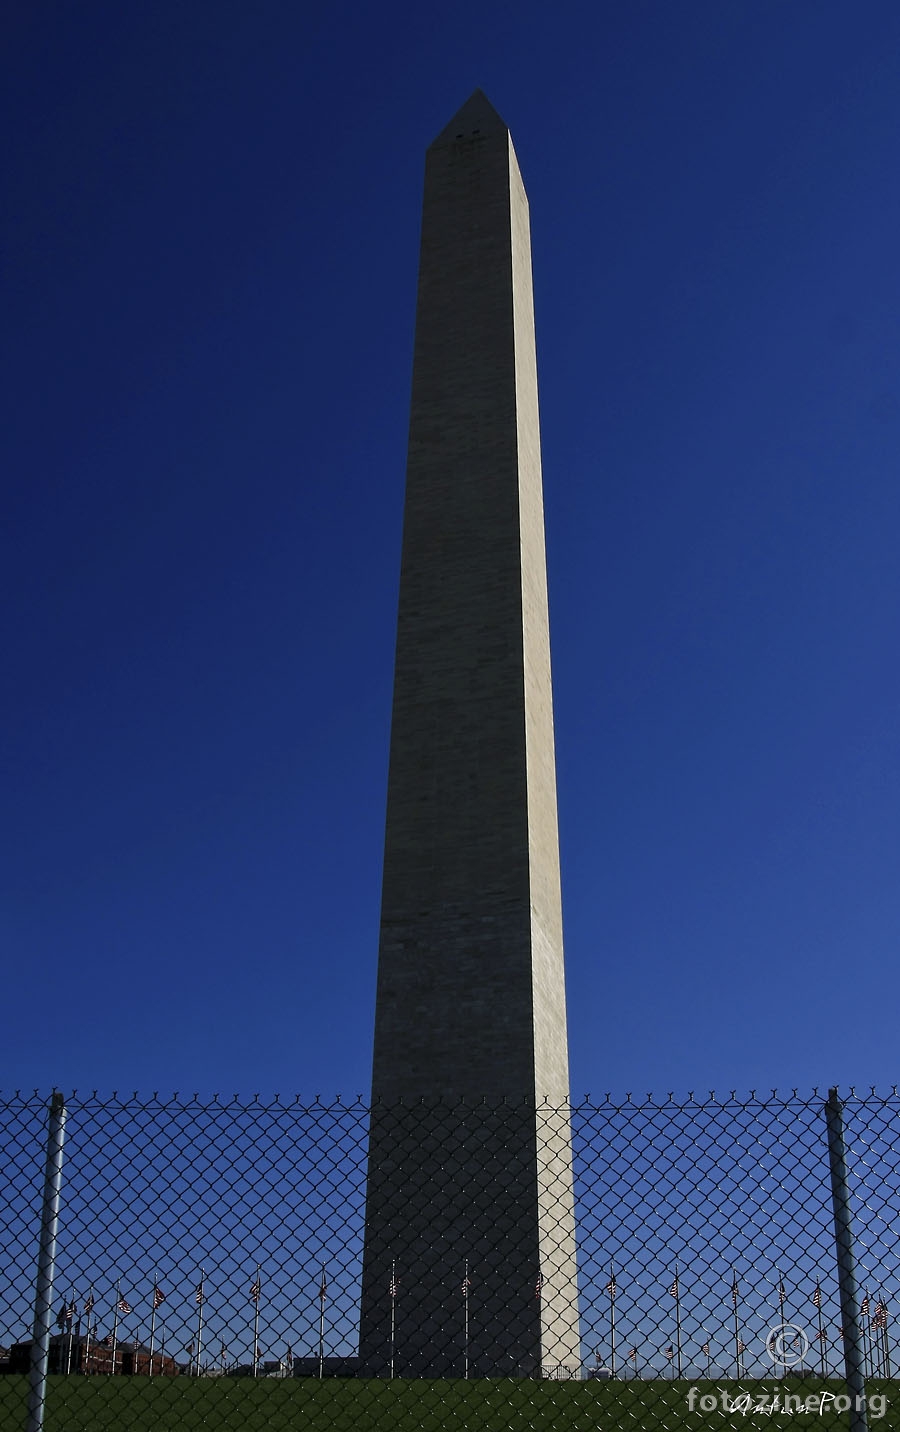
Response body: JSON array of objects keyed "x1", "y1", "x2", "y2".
[{"x1": 3, "y1": 1, "x2": 899, "y2": 1100}]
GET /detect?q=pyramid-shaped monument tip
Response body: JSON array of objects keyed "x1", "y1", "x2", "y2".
[{"x1": 430, "y1": 89, "x2": 508, "y2": 147}]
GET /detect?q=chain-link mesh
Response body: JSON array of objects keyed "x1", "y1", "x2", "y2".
[{"x1": 1, "y1": 1089, "x2": 898, "y2": 1429}]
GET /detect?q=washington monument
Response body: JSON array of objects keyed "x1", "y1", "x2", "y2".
[{"x1": 358, "y1": 91, "x2": 579, "y2": 1378}]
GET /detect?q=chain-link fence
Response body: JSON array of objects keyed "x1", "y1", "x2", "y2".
[{"x1": 1, "y1": 1089, "x2": 898, "y2": 1430}]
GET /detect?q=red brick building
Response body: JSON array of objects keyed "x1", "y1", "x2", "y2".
[{"x1": 8, "y1": 1335, "x2": 177, "y2": 1376}]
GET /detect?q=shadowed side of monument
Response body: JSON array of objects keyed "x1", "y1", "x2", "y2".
[{"x1": 358, "y1": 91, "x2": 579, "y2": 1378}]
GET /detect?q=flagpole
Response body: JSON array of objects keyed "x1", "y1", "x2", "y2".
[
  {"x1": 667, "y1": 1268, "x2": 682, "y2": 1378},
  {"x1": 813, "y1": 1287, "x2": 825, "y2": 1379},
  {"x1": 608, "y1": 1266, "x2": 616, "y2": 1379},
  {"x1": 463, "y1": 1258, "x2": 470, "y2": 1380},
  {"x1": 318, "y1": 1264, "x2": 326, "y2": 1379},
  {"x1": 390, "y1": 1259, "x2": 396, "y2": 1381},
  {"x1": 699, "y1": 1329, "x2": 711, "y2": 1380},
  {"x1": 883, "y1": 1299, "x2": 891, "y2": 1379},
  {"x1": 111, "y1": 1282, "x2": 120, "y2": 1377},
  {"x1": 731, "y1": 1271, "x2": 742, "y2": 1379},
  {"x1": 149, "y1": 1280, "x2": 158, "y2": 1378},
  {"x1": 83, "y1": 1289, "x2": 94, "y2": 1376},
  {"x1": 65, "y1": 1294, "x2": 75, "y2": 1375},
  {"x1": 195, "y1": 1271, "x2": 205, "y2": 1377},
  {"x1": 871, "y1": 1300, "x2": 876, "y2": 1379},
  {"x1": 777, "y1": 1271, "x2": 787, "y2": 1380},
  {"x1": 879, "y1": 1298, "x2": 886, "y2": 1378},
  {"x1": 253, "y1": 1266, "x2": 261, "y2": 1378}
]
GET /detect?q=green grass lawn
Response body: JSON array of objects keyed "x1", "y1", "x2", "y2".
[{"x1": 0, "y1": 1376, "x2": 895, "y2": 1431}]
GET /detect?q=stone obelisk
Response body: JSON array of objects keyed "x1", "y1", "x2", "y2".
[{"x1": 358, "y1": 90, "x2": 579, "y2": 1379}]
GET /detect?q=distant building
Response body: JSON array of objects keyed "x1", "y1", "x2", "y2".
[
  {"x1": 7, "y1": 1335, "x2": 177, "y2": 1376},
  {"x1": 120, "y1": 1341, "x2": 179, "y2": 1377},
  {"x1": 292, "y1": 1355, "x2": 360, "y2": 1378}
]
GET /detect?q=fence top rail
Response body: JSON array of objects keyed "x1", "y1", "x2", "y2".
[{"x1": 2, "y1": 1086, "x2": 899, "y2": 1111}]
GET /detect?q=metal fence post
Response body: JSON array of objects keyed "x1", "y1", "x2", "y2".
[
  {"x1": 825, "y1": 1087, "x2": 868, "y2": 1432},
  {"x1": 25, "y1": 1091, "x2": 67, "y2": 1432}
]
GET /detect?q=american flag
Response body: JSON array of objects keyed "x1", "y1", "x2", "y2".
[
  {"x1": 701, "y1": 1343, "x2": 710, "y2": 1355},
  {"x1": 605, "y1": 1273, "x2": 617, "y2": 1299},
  {"x1": 812, "y1": 1286, "x2": 822, "y2": 1309},
  {"x1": 318, "y1": 1269, "x2": 327, "y2": 1303},
  {"x1": 194, "y1": 1285, "x2": 204, "y2": 1307},
  {"x1": 83, "y1": 1292, "x2": 95, "y2": 1316},
  {"x1": 665, "y1": 1346, "x2": 674, "y2": 1361},
  {"x1": 535, "y1": 1273, "x2": 545, "y2": 1300},
  {"x1": 117, "y1": 1295, "x2": 132, "y2": 1315},
  {"x1": 815, "y1": 1330, "x2": 827, "y2": 1343},
  {"x1": 153, "y1": 1285, "x2": 165, "y2": 1310},
  {"x1": 860, "y1": 1294, "x2": 870, "y2": 1317},
  {"x1": 731, "y1": 1276, "x2": 739, "y2": 1308},
  {"x1": 250, "y1": 1277, "x2": 261, "y2": 1304},
  {"x1": 461, "y1": 1275, "x2": 472, "y2": 1298},
  {"x1": 389, "y1": 1270, "x2": 399, "y2": 1299},
  {"x1": 873, "y1": 1302, "x2": 888, "y2": 1330},
  {"x1": 669, "y1": 1274, "x2": 680, "y2": 1299},
  {"x1": 628, "y1": 1347, "x2": 638, "y2": 1361},
  {"x1": 737, "y1": 1341, "x2": 746, "y2": 1355},
  {"x1": 778, "y1": 1280, "x2": 786, "y2": 1308},
  {"x1": 56, "y1": 1303, "x2": 68, "y2": 1331}
]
